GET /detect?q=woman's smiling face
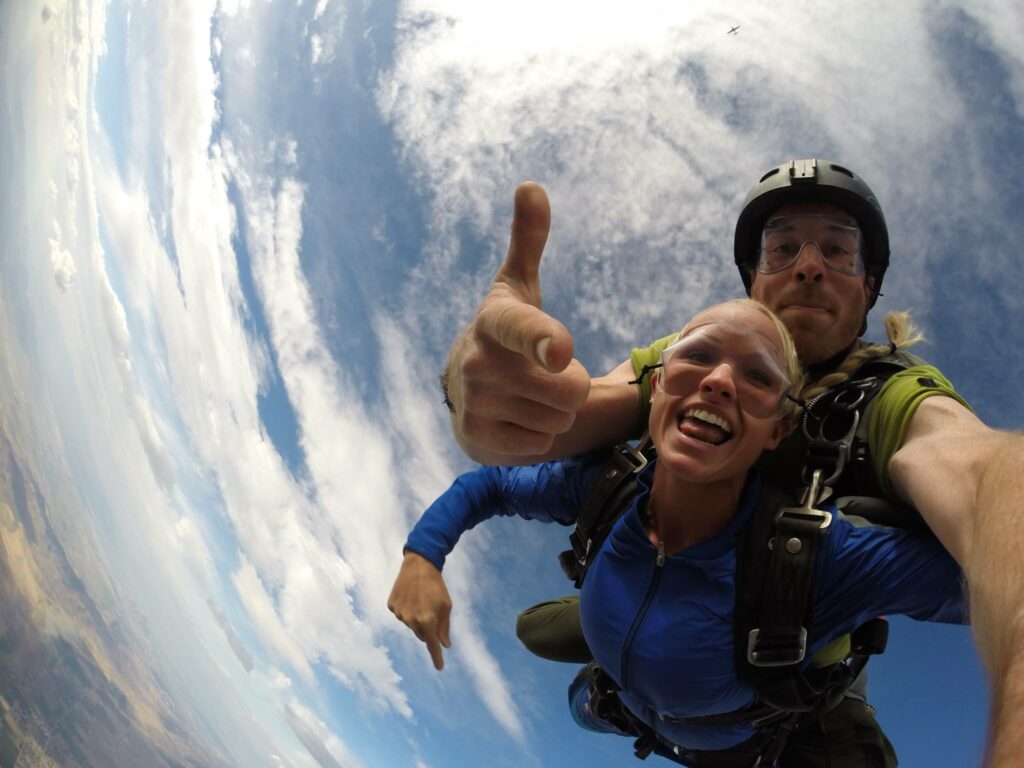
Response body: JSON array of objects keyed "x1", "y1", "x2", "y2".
[{"x1": 649, "y1": 302, "x2": 793, "y2": 485}]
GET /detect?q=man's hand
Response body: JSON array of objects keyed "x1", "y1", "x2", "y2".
[
  {"x1": 387, "y1": 551, "x2": 453, "y2": 670},
  {"x1": 446, "y1": 182, "x2": 592, "y2": 464}
]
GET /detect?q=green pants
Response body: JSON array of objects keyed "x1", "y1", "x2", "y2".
[{"x1": 516, "y1": 596, "x2": 897, "y2": 768}]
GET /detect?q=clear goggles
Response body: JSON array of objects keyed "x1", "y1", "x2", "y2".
[
  {"x1": 757, "y1": 214, "x2": 864, "y2": 276},
  {"x1": 655, "y1": 323, "x2": 791, "y2": 418}
]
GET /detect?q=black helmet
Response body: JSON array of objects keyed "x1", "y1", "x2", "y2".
[{"x1": 733, "y1": 159, "x2": 889, "y2": 309}]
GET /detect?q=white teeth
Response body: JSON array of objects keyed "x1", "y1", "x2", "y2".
[{"x1": 683, "y1": 409, "x2": 733, "y2": 433}]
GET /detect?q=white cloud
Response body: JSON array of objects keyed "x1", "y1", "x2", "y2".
[
  {"x1": 301, "y1": 0, "x2": 344, "y2": 75},
  {"x1": 174, "y1": 514, "x2": 220, "y2": 586},
  {"x1": 285, "y1": 700, "x2": 362, "y2": 768},
  {"x1": 310, "y1": 33, "x2": 323, "y2": 65},
  {"x1": 48, "y1": 219, "x2": 76, "y2": 290},
  {"x1": 378, "y1": 1, "x2": 1021, "y2": 349},
  {"x1": 131, "y1": 392, "x2": 177, "y2": 491},
  {"x1": 234, "y1": 556, "x2": 317, "y2": 686},
  {"x1": 218, "y1": 0, "x2": 253, "y2": 18},
  {"x1": 223, "y1": 162, "x2": 413, "y2": 718}
]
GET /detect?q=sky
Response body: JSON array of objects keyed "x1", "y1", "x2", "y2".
[{"x1": 1, "y1": 0, "x2": 1022, "y2": 766}]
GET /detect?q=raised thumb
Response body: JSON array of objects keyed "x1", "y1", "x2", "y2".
[{"x1": 500, "y1": 182, "x2": 551, "y2": 303}]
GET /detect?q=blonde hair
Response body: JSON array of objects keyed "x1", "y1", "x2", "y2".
[
  {"x1": 800, "y1": 311, "x2": 925, "y2": 401},
  {"x1": 676, "y1": 298, "x2": 806, "y2": 421}
]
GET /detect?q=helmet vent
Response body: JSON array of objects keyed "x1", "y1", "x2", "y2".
[
  {"x1": 759, "y1": 168, "x2": 780, "y2": 183},
  {"x1": 830, "y1": 163, "x2": 855, "y2": 179}
]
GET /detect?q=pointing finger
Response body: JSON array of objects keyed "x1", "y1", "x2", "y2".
[
  {"x1": 426, "y1": 633, "x2": 445, "y2": 671},
  {"x1": 438, "y1": 605, "x2": 451, "y2": 649}
]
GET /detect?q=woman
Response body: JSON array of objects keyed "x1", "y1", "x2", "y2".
[{"x1": 388, "y1": 299, "x2": 964, "y2": 765}]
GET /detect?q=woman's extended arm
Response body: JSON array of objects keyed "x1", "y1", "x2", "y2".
[{"x1": 388, "y1": 459, "x2": 596, "y2": 669}]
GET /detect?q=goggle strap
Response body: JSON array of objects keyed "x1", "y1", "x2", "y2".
[{"x1": 629, "y1": 362, "x2": 663, "y2": 386}]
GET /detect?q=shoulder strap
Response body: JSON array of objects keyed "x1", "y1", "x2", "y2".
[
  {"x1": 559, "y1": 437, "x2": 656, "y2": 588},
  {"x1": 734, "y1": 480, "x2": 833, "y2": 710},
  {"x1": 736, "y1": 359, "x2": 903, "y2": 711}
]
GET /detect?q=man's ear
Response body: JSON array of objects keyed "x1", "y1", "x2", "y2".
[
  {"x1": 864, "y1": 275, "x2": 876, "y2": 301},
  {"x1": 748, "y1": 266, "x2": 760, "y2": 296}
]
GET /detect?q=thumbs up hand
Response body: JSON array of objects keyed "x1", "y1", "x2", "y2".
[{"x1": 445, "y1": 183, "x2": 592, "y2": 463}]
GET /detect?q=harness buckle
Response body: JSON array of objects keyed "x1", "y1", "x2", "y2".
[
  {"x1": 746, "y1": 627, "x2": 808, "y2": 667},
  {"x1": 787, "y1": 469, "x2": 833, "y2": 530},
  {"x1": 577, "y1": 537, "x2": 592, "y2": 567},
  {"x1": 621, "y1": 442, "x2": 649, "y2": 473},
  {"x1": 801, "y1": 382, "x2": 867, "y2": 488},
  {"x1": 776, "y1": 505, "x2": 832, "y2": 532}
]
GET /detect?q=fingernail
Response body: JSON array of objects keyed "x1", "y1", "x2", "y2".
[{"x1": 536, "y1": 337, "x2": 551, "y2": 368}]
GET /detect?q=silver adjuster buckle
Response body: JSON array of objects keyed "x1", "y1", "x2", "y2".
[
  {"x1": 577, "y1": 537, "x2": 592, "y2": 567},
  {"x1": 747, "y1": 627, "x2": 808, "y2": 667},
  {"x1": 621, "y1": 442, "x2": 649, "y2": 473},
  {"x1": 784, "y1": 468, "x2": 834, "y2": 530},
  {"x1": 775, "y1": 505, "x2": 832, "y2": 532}
]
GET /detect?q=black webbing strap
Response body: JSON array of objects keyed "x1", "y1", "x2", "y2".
[
  {"x1": 737, "y1": 468, "x2": 836, "y2": 713},
  {"x1": 584, "y1": 663, "x2": 781, "y2": 767},
  {"x1": 747, "y1": 502, "x2": 830, "y2": 669},
  {"x1": 559, "y1": 438, "x2": 654, "y2": 587}
]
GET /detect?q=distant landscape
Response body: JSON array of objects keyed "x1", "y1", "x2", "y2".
[{"x1": 0, "y1": 418, "x2": 225, "y2": 768}]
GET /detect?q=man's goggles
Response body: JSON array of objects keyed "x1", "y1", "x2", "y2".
[
  {"x1": 757, "y1": 214, "x2": 864, "y2": 277},
  {"x1": 655, "y1": 323, "x2": 791, "y2": 418}
]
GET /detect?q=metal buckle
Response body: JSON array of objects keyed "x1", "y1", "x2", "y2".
[
  {"x1": 787, "y1": 469, "x2": 834, "y2": 530},
  {"x1": 621, "y1": 442, "x2": 649, "y2": 474},
  {"x1": 776, "y1": 505, "x2": 832, "y2": 532},
  {"x1": 576, "y1": 537, "x2": 592, "y2": 567},
  {"x1": 747, "y1": 627, "x2": 808, "y2": 667},
  {"x1": 801, "y1": 381, "x2": 869, "y2": 488}
]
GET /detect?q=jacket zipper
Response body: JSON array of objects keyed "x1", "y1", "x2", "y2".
[{"x1": 620, "y1": 541, "x2": 666, "y2": 691}]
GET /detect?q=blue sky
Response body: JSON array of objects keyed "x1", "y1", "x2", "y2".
[{"x1": 1, "y1": 0, "x2": 1021, "y2": 766}]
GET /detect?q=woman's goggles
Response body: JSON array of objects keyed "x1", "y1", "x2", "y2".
[
  {"x1": 655, "y1": 324, "x2": 791, "y2": 418},
  {"x1": 757, "y1": 214, "x2": 864, "y2": 276}
]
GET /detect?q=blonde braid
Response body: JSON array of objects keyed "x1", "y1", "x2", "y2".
[{"x1": 800, "y1": 311, "x2": 925, "y2": 401}]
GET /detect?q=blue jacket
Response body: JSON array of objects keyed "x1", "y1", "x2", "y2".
[{"x1": 405, "y1": 453, "x2": 965, "y2": 751}]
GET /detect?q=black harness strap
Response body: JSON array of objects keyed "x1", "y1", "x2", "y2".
[
  {"x1": 741, "y1": 472, "x2": 834, "y2": 711},
  {"x1": 559, "y1": 437, "x2": 654, "y2": 587},
  {"x1": 584, "y1": 663, "x2": 781, "y2": 767}
]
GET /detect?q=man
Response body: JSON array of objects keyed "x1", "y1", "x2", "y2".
[{"x1": 438, "y1": 160, "x2": 1024, "y2": 765}]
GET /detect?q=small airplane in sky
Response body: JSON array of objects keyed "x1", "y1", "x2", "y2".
[{"x1": 728, "y1": 26, "x2": 740, "y2": 35}]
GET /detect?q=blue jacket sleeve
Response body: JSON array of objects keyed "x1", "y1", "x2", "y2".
[
  {"x1": 404, "y1": 455, "x2": 602, "y2": 571},
  {"x1": 811, "y1": 516, "x2": 966, "y2": 647}
]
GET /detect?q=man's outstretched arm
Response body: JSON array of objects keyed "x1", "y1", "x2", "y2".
[
  {"x1": 888, "y1": 396, "x2": 1024, "y2": 765},
  {"x1": 444, "y1": 182, "x2": 640, "y2": 465}
]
